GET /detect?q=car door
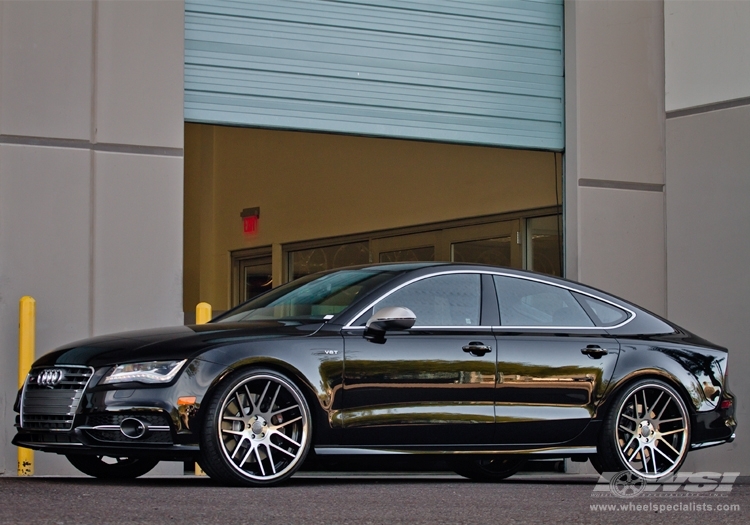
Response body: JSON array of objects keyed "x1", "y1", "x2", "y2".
[
  {"x1": 341, "y1": 272, "x2": 497, "y2": 446},
  {"x1": 491, "y1": 274, "x2": 621, "y2": 445}
]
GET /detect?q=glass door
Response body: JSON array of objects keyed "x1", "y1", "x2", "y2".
[
  {"x1": 232, "y1": 249, "x2": 273, "y2": 305},
  {"x1": 278, "y1": 212, "x2": 560, "y2": 287},
  {"x1": 445, "y1": 220, "x2": 521, "y2": 268},
  {"x1": 371, "y1": 221, "x2": 521, "y2": 268},
  {"x1": 371, "y1": 231, "x2": 437, "y2": 264},
  {"x1": 525, "y1": 215, "x2": 562, "y2": 276}
]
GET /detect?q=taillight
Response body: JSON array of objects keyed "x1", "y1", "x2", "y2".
[{"x1": 720, "y1": 399, "x2": 732, "y2": 410}]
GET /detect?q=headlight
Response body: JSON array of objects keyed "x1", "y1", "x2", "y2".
[{"x1": 102, "y1": 359, "x2": 187, "y2": 385}]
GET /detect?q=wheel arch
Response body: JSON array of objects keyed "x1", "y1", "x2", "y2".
[
  {"x1": 596, "y1": 368, "x2": 698, "y2": 420},
  {"x1": 596, "y1": 370, "x2": 695, "y2": 437},
  {"x1": 194, "y1": 357, "x2": 327, "y2": 445}
]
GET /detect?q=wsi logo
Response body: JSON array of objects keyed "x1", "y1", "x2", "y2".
[{"x1": 593, "y1": 471, "x2": 740, "y2": 498}]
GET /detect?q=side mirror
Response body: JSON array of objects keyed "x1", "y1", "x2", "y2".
[{"x1": 364, "y1": 306, "x2": 416, "y2": 344}]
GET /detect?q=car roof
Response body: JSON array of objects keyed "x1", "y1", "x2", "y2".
[{"x1": 327, "y1": 262, "x2": 642, "y2": 317}]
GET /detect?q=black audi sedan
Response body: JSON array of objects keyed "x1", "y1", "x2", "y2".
[{"x1": 14, "y1": 263, "x2": 736, "y2": 486}]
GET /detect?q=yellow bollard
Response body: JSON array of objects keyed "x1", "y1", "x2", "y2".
[
  {"x1": 196, "y1": 302, "x2": 212, "y2": 325},
  {"x1": 18, "y1": 296, "x2": 35, "y2": 476},
  {"x1": 194, "y1": 302, "x2": 212, "y2": 475}
]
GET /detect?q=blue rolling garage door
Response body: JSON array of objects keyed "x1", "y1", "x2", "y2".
[{"x1": 185, "y1": 0, "x2": 564, "y2": 150}]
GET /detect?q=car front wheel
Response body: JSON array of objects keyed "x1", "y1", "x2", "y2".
[
  {"x1": 200, "y1": 368, "x2": 312, "y2": 487},
  {"x1": 597, "y1": 379, "x2": 690, "y2": 479}
]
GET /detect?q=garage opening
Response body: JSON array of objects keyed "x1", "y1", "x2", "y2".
[{"x1": 184, "y1": 124, "x2": 562, "y2": 313}]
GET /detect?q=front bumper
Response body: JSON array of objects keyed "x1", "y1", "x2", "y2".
[
  {"x1": 13, "y1": 396, "x2": 201, "y2": 460},
  {"x1": 13, "y1": 359, "x2": 228, "y2": 459},
  {"x1": 12, "y1": 430, "x2": 200, "y2": 460}
]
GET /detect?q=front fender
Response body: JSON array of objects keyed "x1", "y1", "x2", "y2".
[{"x1": 194, "y1": 333, "x2": 345, "y2": 444}]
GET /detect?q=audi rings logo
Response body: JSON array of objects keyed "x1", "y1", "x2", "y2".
[{"x1": 37, "y1": 369, "x2": 65, "y2": 387}]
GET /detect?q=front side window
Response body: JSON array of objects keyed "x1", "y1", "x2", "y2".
[
  {"x1": 494, "y1": 276, "x2": 594, "y2": 327},
  {"x1": 358, "y1": 273, "x2": 481, "y2": 327}
]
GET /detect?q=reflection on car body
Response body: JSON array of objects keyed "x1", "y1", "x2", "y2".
[{"x1": 14, "y1": 263, "x2": 736, "y2": 485}]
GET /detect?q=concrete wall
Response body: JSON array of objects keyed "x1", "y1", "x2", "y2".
[
  {"x1": 0, "y1": 0, "x2": 184, "y2": 476},
  {"x1": 665, "y1": 0, "x2": 750, "y2": 111},
  {"x1": 565, "y1": 0, "x2": 666, "y2": 315},
  {"x1": 663, "y1": 0, "x2": 750, "y2": 477},
  {"x1": 665, "y1": 104, "x2": 750, "y2": 474}
]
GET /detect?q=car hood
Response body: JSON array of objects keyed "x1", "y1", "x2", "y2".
[{"x1": 33, "y1": 321, "x2": 325, "y2": 368}]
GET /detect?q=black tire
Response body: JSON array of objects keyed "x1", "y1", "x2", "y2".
[
  {"x1": 589, "y1": 454, "x2": 604, "y2": 475},
  {"x1": 66, "y1": 455, "x2": 159, "y2": 479},
  {"x1": 452, "y1": 455, "x2": 527, "y2": 482},
  {"x1": 200, "y1": 368, "x2": 312, "y2": 487},
  {"x1": 597, "y1": 379, "x2": 690, "y2": 480}
]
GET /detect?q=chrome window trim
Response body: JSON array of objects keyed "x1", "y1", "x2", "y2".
[
  {"x1": 343, "y1": 270, "x2": 636, "y2": 330},
  {"x1": 490, "y1": 272, "x2": 636, "y2": 330}
]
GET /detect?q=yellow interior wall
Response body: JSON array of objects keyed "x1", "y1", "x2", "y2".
[{"x1": 184, "y1": 123, "x2": 561, "y2": 311}]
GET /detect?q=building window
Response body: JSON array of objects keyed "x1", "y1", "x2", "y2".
[
  {"x1": 231, "y1": 248, "x2": 273, "y2": 305},
  {"x1": 289, "y1": 241, "x2": 370, "y2": 280},
  {"x1": 525, "y1": 215, "x2": 562, "y2": 277},
  {"x1": 284, "y1": 210, "x2": 562, "y2": 283},
  {"x1": 228, "y1": 210, "x2": 562, "y2": 307}
]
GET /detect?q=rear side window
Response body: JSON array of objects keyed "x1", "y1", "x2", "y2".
[
  {"x1": 574, "y1": 293, "x2": 630, "y2": 327},
  {"x1": 494, "y1": 276, "x2": 594, "y2": 327}
]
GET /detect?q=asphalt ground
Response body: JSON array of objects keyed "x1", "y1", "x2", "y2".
[{"x1": 0, "y1": 473, "x2": 747, "y2": 525}]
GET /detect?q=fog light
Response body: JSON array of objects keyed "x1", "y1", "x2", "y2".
[{"x1": 120, "y1": 418, "x2": 147, "y2": 439}]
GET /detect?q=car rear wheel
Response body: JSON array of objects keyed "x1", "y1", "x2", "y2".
[
  {"x1": 589, "y1": 454, "x2": 604, "y2": 475},
  {"x1": 200, "y1": 368, "x2": 312, "y2": 487},
  {"x1": 452, "y1": 455, "x2": 526, "y2": 482},
  {"x1": 66, "y1": 455, "x2": 159, "y2": 479},
  {"x1": 598, "y1": 379, "x2": 690, "y2": 479}
]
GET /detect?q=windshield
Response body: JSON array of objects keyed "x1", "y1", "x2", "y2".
[{"x1": 215, "y1": 270, "x2": 397, "y2": 323}]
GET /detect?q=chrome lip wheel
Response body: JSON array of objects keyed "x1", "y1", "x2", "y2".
[
  {"x1": 218, "y1": 374, "x2": 309, "y2": 482},
  {"x1": 615, "y1": 383, "x2": 689, "y2": 479}
]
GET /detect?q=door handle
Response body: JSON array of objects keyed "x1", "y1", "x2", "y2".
[
  {"x1": 462, "y1": 342, "x2": 491, "y2": 357},
  {"x1": 581, "y1": 345, "x2": 608, "y2": 359}
]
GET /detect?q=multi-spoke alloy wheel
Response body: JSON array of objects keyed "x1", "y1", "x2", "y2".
[
  {"x1": 598, "y1": 380, "x2": 690, "y2": 479},
  {"x1": 201, "y1": 369, "x2": 311, "y2": 486}
]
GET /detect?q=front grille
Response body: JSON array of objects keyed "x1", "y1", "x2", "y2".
[
  {"x1": 21, "y1": 366, "x2": 94, "y2": 431},
  {"x1": 19, "y1": 432, "x2": 80, "y2": 444}
]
